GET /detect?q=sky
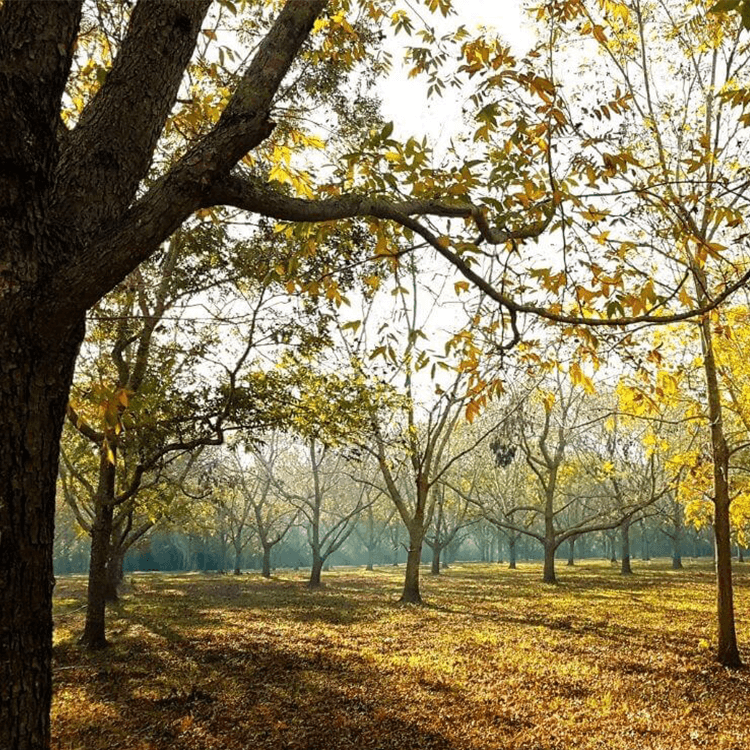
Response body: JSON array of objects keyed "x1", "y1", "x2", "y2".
[{"x1": 379, "y1": 0, "x2": 536, "y2": 143}]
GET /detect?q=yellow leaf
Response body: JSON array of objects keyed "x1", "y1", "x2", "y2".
[{"x1": 454, "y1": 281, "x2": 470, "y2": 295}]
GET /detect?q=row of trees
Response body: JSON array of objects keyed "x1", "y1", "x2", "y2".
[
  {"x1": 57, "y1": 346, "x2": 750, "y2": 621},
  {"x1": 55, "y1": 476, "x2": 725, "y2": 577}
]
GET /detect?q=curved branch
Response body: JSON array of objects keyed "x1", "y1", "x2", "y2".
[{"x1": 207, "y1": 174, "x2": 750, "y2": 328}]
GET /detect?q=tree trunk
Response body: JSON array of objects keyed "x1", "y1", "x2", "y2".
[
  {"x1": 715, "y1": 496, "x2": 741, "y2": 666},
  {"x1": 567, "y1": 535, "x2": 575, "y2": 566},
  {"x1": 641, "y1": 529, "x2": 650, "y2": 561},
  {"x1": 309, "y1": 553, "x2": 323, "y2": 588},
  {"x1": 431, "y1": 545, "x2": 441, "y2": 575},
  {"x1": 508, "y1": 537, "x2": 517, "y2": 569},
  {"x1": 80, "y1": 459, "x2": 115, "y2": 650},
  {"x1": 366, "y1": 544, "x2": 375, "y2": 571},
  {"x1": 698, "y1": 313, "x2": 742, "y2": 666},
  {"x1": 0, "y1": 322, "x2": 84, "y2": 749},
  {"x1": 543, "y1": 541, "x2": 556, "y2": 584},
  {"x1": 105, "y1": 545, "x2": 125, "y2": 602},
  {"x1": 620, "y1": 518, "x2": 632, "y2": 576},
  {"x1": 400, "y1": 530, "x2": 424, "y2": 603},
  {"x1": 233, "y1": 545, "x2": 241, "y2": 575},
  {"x1": 262, "y1": 545, "x2": 272, "y2": 578}
]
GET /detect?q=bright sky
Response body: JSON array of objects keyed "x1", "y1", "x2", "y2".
[{"x1": 380, "y1": 1, "x2": 536, "y2": 144}]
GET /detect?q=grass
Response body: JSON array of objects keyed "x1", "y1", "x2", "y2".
[{"x1": 52, "y1": 559, "x2": 750, "y2": 750}]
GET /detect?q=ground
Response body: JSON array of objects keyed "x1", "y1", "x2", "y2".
[{"x1": 51, "y1": 560, "x2": 750, "y2": 750}]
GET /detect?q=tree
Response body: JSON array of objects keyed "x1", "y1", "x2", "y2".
[
  {"x1": 424, "y1": 482, "x2": 472, "y2": 575},
  {"x1": 58, "y1": 222, "x2": 289, "y2": 647},
  {"x1": 242, "y1": 438, "x2": 299, "y2": 578},
  {"x1": 468, "y1": 371, "x2": 665, "y2": 583},
  {"x1": 6, "y1": 1, "x2": 750, "y2": 744},
  {"x1": 528, "y1": 0, "x2": 750, "y2": 666},
  {"x1": 269, "y1": 438, "x2": 367, "y2": 587},
  {"x1": 353, "y1": 485, "x2": 395, "y2": 571}
]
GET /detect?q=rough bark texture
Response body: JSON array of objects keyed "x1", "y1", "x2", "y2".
[
  {"x1": 80, "y1": 502, "x2": 113, "y2": 649},
  {"x1": 0, "y1": 322, "x2": 84, "y2": 749},
  {"x1": 80, "y1": 451, "x2": 117, "y2": 648},
  {"x1": 106, "y1": 548, "x2": 125, "y2": 601}
]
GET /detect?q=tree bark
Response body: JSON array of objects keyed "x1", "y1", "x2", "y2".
[
  {"x1": 567, "y1": 535, "x2": 575, "y2": 566},
  {"x1": 670, "y1": 499, "x2": 683, "y2": 568},
  {"x1": 400, "y1": 530, "x2": 424, "y2": 603},
  {"x1": 508, "y1": 537, "x2": 517, "y2": 569},
  {"x1": 699, "y1": 314, "x2": 742, "y2": 667},
  {"x1": 0, "y1": 321, "x2": 85, "y2": 749},
  {"x1": 715, "y1": 495, "x2": 741, "y2": 666},
  {"x1": 80, "y1": 452, "x2": 116, "y2": 649}
]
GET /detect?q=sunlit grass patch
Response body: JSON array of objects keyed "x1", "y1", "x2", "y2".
[{"x1": 52, "y1": 559, "x2": 750, "y2": 749}]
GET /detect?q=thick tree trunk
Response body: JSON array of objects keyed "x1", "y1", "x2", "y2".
[
  {"x1": 366, "y1": 544, "x2": 375, "y2": 571},
  {"x1": 233, "y1": 545, "x2": 241, "y2": 575},
  {"x1": 0, "y1": 323, "x2": 84, "y2": 750},
  {"x1": 620, "y1": 518, "x2": 632, "y2": 576},
  {"x1": 543, "y1": 541, "x2": 556, "y2": 584},
  {"x1": 567, "y1": 536, "x2": 575, "y2": 566},
  {"x1": 400, "y1": 530, "x2": 424, "y2": 603},
  {"x1": 262, "y1": 545, "x2": 272, "y2": 578}
]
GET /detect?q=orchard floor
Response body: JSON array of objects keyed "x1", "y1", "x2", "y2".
[{"x1": 52, "y1": 560, "x2": 750, "y2": 750}]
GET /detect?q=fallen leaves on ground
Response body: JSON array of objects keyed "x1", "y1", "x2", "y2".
[{"x1": 51, "y1": 560, "x2": 750, "y2": 750}]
